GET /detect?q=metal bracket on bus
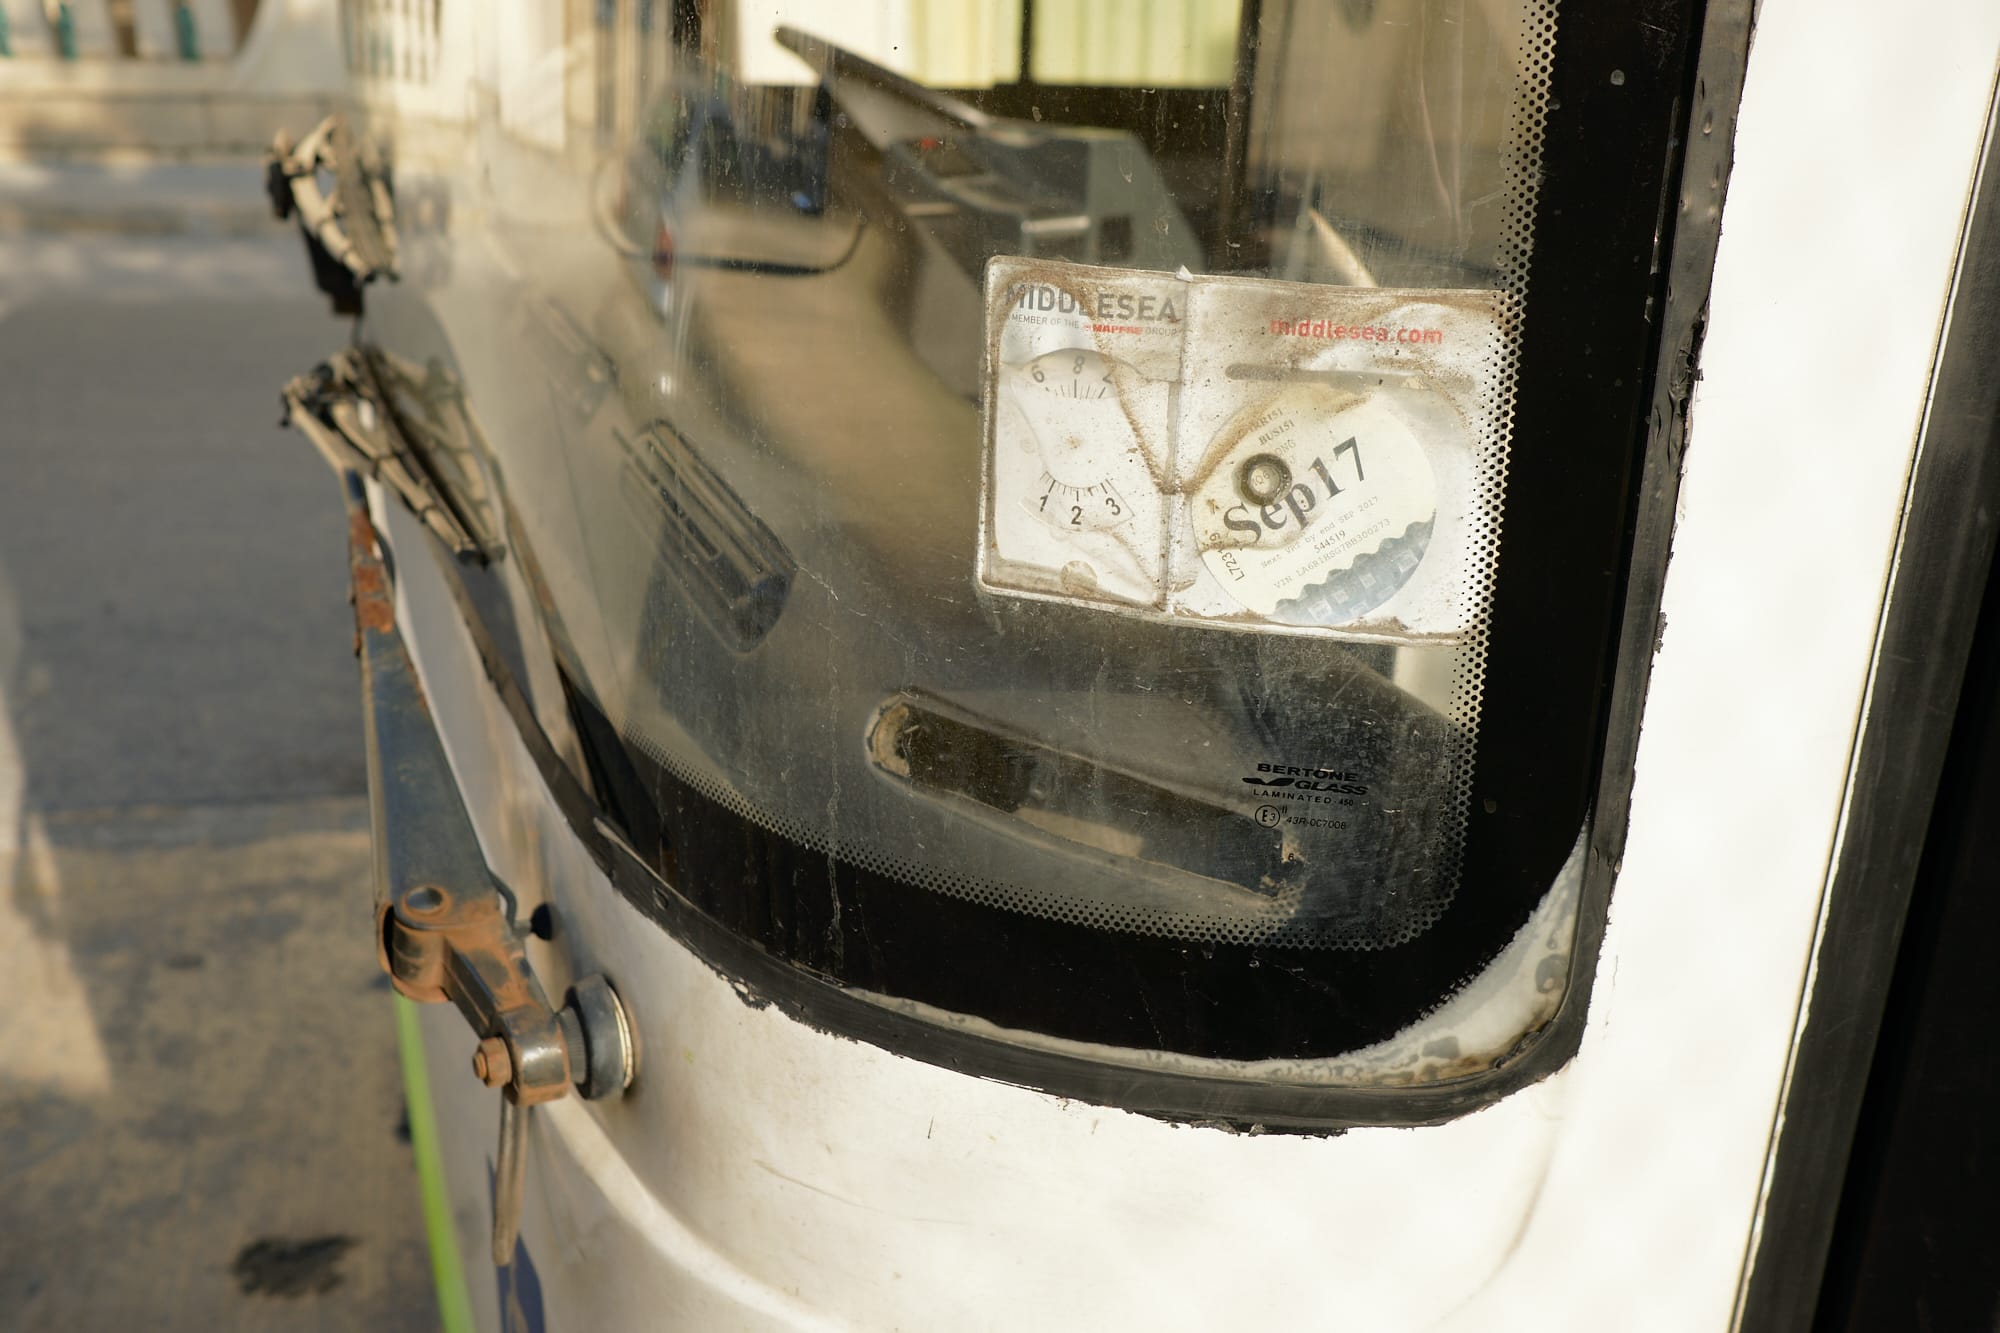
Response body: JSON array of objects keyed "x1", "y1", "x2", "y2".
[
  {"x1": 282, "y1": 347, "x2": 502, "y2": 562},
  {"x1": 342, "y1": 473, "x2": 633, "y2": 1265},
  {"x1": 266, "y1": 114, "x2": 399, "y2": 316}
]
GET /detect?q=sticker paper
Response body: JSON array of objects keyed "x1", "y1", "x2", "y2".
[{"x1": 979, "y1": 257, "x2": 1508, "y2": 642}]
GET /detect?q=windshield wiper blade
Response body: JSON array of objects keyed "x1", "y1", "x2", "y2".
[{"x1": 282, "y1": 347, "x2": 501, "y2": 563}]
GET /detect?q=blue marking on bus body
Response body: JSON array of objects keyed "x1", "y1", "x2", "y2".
[{"x1": 497, "y1": 1233, "x2": 546, "y2": 1333}]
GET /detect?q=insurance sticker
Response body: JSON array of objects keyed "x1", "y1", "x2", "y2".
[{"x1": 979, "y1": 258, "x2": 1509, "y2": 642}]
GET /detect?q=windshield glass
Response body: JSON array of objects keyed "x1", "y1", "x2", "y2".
[{"x1": 361, "y1": 0, "x2": 1582, "y2": 1070}]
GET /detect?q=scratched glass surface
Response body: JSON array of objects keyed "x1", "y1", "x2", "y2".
[{"x1": 369, "y1": 0, "x2": 1558, "y2": 951}]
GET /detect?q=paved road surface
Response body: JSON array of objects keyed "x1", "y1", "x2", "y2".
[{"x1": 0, "y1": 230, "x2": 435, "y2": 1331}]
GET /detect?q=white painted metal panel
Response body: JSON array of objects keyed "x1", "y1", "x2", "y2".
[{"x1": 366, "y1": 0, "x2": 2000, "y2": 1328}]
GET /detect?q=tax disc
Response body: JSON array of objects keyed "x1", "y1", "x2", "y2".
[{"x1": 1189, "y1": 385, "x2": 1437, "y2": 625}]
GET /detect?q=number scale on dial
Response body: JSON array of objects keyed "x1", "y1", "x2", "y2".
[
  {"x1": 1034, "y1": 472, "x2": 1134, "y2": 530},
  {"x1": 1040, "y1": 376, "x2": 1116, "y2": 400},
  {"x1": 1032, "y1": 351, "x2": 1118, "y2": 400}
]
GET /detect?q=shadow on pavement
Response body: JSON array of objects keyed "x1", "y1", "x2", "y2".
[{"x1": 0, "y1": 237, "x2": 436, "y2": 1332}]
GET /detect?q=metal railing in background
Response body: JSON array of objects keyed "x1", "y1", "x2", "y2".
[{"x1": 0, "y1": 0, "x2": 253, "y2": 61}]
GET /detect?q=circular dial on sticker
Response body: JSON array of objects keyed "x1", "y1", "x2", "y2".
[
  {"x1": 1011, "y1": 349, "x2": 1153, "y2": 530},
  {"x1": 991, "y1": 348, "x2": 1166, "y2": 604},
  {"x1": 1191, "y1": 385, "x2": 1437, "y2": 624},
  {"x1": 1028, "y1": 346, "x2": 1122, "y2": 405}
]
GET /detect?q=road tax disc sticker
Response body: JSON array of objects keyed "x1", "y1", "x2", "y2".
[{"x1": 1191, "y1": 385, "x2": 1437, "y2": 624}]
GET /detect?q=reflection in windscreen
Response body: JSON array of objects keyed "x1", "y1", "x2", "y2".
[{"x1": 467, "y1": 0, "x2": 1554, "y2": 951}]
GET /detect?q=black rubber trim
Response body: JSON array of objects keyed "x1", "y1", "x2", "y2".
[
  {"x1": 600, "y1": 1, "x2": 1715, "y2": 1060},
  {"x1": 363, "y1": 0, "x2": 1737, "y2": 1124},
  {"x1": 405, "y1": 518, "x2": 1556, "y2": 1128}
]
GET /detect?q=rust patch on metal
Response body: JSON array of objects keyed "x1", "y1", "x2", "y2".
[
  {"x1": 351, "y1": 564, "x2": 396, "y2": 633},
  {"x1": 380, "y1": 884, "x2": 574, "y2": 1105},
  {"x1": 346, "y1": 510, "x2": 397, "y2": 634}
]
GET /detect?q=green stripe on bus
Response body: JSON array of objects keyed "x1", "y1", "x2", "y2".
[{"x1": 396, "y1": 995, "x2": 478, "y2": 1333}]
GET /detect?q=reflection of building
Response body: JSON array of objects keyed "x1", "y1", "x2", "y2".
[
  {"x1": 0, "y1": 0, "x2": 346, "y2": 157},
  {"x1": 339, "y1": 0, "x2": 1241, "y2": 163}
]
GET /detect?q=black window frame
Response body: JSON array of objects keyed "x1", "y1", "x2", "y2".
[{"x1": 389, "y1": 0, "x2": 1741, "y2": 1130}]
